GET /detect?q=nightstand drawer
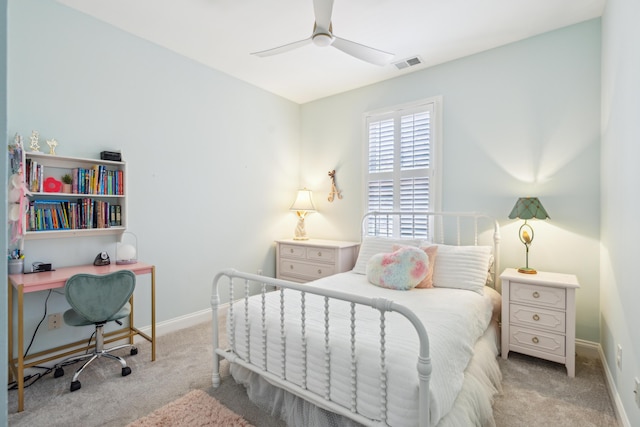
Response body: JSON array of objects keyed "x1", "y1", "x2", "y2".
[
  {"x1": 510, "y1": 303, "x2": 566, "y2": 333},
  {"x1": 510, "y1": 282, "x2": 566, "y2": 309},
  {"x1": 510, "y1": 326, "x2": 565, "y2": 357},
  {"x1": 306, "y1": 247, "x2": 335, "y2": 263},
  {"x1": 281, "y1": 244, "x2": 306, "y2": 259},
  {"x1": 279, "y1": 260, "x2": 335, "y2": 280}
]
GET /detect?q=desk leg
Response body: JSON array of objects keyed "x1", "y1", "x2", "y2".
[
  {"x1": 129, "y1": 293, "x2": 135, "y2": 347},
  {"x1": 151, "y1": 266, "x2": 156, "y2": 361},
  {"x1": 7, "y1": 281, "x2": 25, "y2": 412},
  {"x1": 12, "y1": 283, "x2": 25, "y2": 412},
  {"x1": 18, "y1": 284, "x2": 24, "y2": 412},
  {"x1": 7, "y1": 279, "x2": 13, "y2": 384}
]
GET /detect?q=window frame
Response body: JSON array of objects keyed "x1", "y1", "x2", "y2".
[{"x1": 362, "y1": 96, "x2": 443, "y2": 237}]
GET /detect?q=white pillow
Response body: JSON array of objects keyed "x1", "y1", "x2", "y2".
[
  {"x1": 429, "y1": 244, "x2": 493, "y2": 294},
  {"x1": 352, "y1": 236, "x2": 422, "y2": 274}
]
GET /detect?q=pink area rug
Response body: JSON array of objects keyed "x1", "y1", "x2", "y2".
[{"x1": 127, "y1": 389, "x2": 253, "y2": 427}]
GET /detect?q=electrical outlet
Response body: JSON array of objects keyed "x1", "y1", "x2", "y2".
[
  {"x1": 616, "y1": 345, "x2": 622, "y2": 369},
  {"x1": 48, "y1": 313, "x2": 62, "y2": 330},
  {"x1": 635, "y1": 378, "x2": 640, "y2": 408}
]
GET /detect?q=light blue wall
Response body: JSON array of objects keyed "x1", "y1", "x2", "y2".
[
  {"x1": 300, "y1": 20, "x2": 602, "y2": 343},
  {"x1": 1, "y1": 0, "x2": 8, "y2": 424},
  {"x1": 601, "y1": 0, "x2": 640, "y2": 425},
  {"x1": 7, "y1": 0, "x2": 300, "y2": 356}
]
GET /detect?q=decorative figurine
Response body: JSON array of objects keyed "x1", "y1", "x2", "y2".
[
  {"x1": 29, "y1": 130, "x2": 41, "y2": 152},
  {"x1": 46, "y1": 138, "x2": 58, "y2": 155},
  {"x1": 328, "y1": 169, "x2": 343, "y2": 202}
]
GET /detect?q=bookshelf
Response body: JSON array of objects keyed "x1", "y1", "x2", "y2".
[{"x1": 21, "y1": 151, "x2": 127, "y2": 240}]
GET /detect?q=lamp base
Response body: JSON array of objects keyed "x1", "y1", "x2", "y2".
[
  {"x1": 293, "y1": 236, "x2": 309, "y2": 241},
  {"x1": 116, "y1": 259, "x2": 138, "y2": 265},
  {"x1": 518, "y1": 267, "x2": 537, "y2": 274}
]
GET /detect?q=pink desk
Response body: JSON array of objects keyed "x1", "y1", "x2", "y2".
[{"x1": 7, "y1": 262, "x2": 156, "y2": 412}]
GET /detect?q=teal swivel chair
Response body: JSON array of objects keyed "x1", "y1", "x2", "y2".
[{"x1": 53, "y1": 270, "x2": 138, "y2": 392}]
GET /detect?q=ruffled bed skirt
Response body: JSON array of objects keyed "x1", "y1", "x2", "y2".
[{"x1": 229, "y1": 320, "x2": 502, "y2": 427}]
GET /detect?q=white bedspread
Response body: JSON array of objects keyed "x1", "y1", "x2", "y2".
[{"x1": 227, "y1": 271, "x2": 494, "y2": 427}]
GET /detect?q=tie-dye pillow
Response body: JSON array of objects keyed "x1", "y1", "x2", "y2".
[
  {"x1": 393, "y1": 244, "x2": 438, "y2": 288},
  {"x1": 366, "y1": 246, "x2": 429, "y2": 291}
]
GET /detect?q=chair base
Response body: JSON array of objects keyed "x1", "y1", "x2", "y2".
[{"x1": 54, "y1": 328, "x2": 138, "y2": 392}]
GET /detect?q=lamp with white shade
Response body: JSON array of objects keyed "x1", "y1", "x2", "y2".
[
  {"x1": 290, "y1": 188, "x2": 316, "y2": 240},
  {"x1": 116, "y1": 232, "x2": 138, "y2": 265}
]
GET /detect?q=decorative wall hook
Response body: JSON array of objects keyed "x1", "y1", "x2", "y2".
[{"x1": 328, "y1": 169, "x2": 343, "y2": 202}]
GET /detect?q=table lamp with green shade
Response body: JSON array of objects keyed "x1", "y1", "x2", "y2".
[{"x1": 508, "y1": 197, "x2": 549, "y2": 274}]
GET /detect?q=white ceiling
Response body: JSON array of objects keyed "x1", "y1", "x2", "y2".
[{"x1": 56, "y1": 0, "x2": 605, "y2": 104}]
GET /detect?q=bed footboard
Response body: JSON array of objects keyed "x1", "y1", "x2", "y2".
[{"x1": 211, "y1": 269, "x2": 432, "y2": 427}]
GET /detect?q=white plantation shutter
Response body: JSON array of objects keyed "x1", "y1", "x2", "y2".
[
  {"x1": 368, "y1": 118, "x2": 394, "y2": 173},
  {"x1": 364, "y1": 98, "x2": 441, "y2": 238},
  {"x1": 400, "y1": 177, "x2": 429, "y2": 236},
  {"x1": 400, "y1": 111, "x2": 430, "y2": 170}
]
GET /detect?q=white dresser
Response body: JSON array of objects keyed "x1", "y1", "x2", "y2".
[
  {"x1": 275, "y1": 239, "x2": 360, "y2": 283},
  {"x1": 500, "y1": 268, "x2": 580, "y2": 377}
]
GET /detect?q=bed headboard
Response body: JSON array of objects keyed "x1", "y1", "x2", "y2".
[{"x1": 361, "y1": 211, "x2": 501, "y2": 289}]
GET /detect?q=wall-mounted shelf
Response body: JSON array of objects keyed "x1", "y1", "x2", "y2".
[{"x1": 21, "y1": 151, "x2": 127, "y2": 240}]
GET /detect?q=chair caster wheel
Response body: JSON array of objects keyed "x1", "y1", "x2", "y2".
[
  {"x1": 54, "y1": 367, "x2": 64, "y2": 378},
  {"x1": 70, "y1": 381, "x2": 81, "y2": 392},
  {"x1": 130, "y1": 347, "x2": 138, "y2": 356},
  {"x1": 122, "y1": 367, "x2": 132, "y2": 376}
]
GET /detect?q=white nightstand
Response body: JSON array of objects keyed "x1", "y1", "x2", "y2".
[
  {"x1": 500, "y1": 268, "x2": 580, "y2": 377},
  {"x1": 275, "y1": 239, "x2": 360, "y2": 283}
]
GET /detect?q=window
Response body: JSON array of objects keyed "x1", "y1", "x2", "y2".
[{"x1": 364, "y1": 97, "x2": 442, "y2": 238}]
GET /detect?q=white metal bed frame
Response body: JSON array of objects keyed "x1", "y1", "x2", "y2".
[{"x1": 211, "y1": 212, "x2": 500, "y2": 427}]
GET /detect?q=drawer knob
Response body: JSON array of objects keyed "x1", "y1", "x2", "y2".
[
  {"x1": 532, "y1": 291, "x2": 540, "y2": 298},
  {"x1": 533, "y1": 314, "x2": 540, "y2": 321},
  {"x1": 317, "y1": 269, "x2": 322, "y2": 274},
  {"x1": 318, "y1": 251, "x2": 322, "y2": 257},
  {"x1": 290, "y1": 249, "x2": 294, "y2": 253},
  {"x1": 289, "y1": 264, "x2": 294, "y2": 270},
  {"x1": 532, "y1": 336, "x2": 539, "y2": 344}
]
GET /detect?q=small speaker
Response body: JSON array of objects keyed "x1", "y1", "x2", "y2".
[{"x1": 100, "y1": 151, "x2": 122, "y2": 161}]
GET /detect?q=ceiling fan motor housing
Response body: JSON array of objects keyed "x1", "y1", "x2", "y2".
[{"x1": 312, "y1": 32, "x2": 333, "y2": 47}]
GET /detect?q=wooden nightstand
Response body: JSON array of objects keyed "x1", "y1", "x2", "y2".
[
  {"x1": 275, "y1": 239, "x2": 360, "y2": 283},
  {"x1": 500, "y1": 268, "x2": 580, "y2": 377}
]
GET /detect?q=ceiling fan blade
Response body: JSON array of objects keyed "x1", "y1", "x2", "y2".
[
  {"x1": 331, "y1": 36, "x2": 394, "y2": 66},
  {"x1": 313, "y1": 0, "x2": 334, "y2": 32},
  {"x1": 251, "y1": 38, "x2": 312, "y2": 57}
]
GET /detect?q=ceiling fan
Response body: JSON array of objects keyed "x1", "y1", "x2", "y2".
[{"x1": 251, "y1": 0, "x2": 394, "y2": 66}]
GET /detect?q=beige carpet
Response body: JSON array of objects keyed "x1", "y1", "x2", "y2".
[
  {"x1": 127, "y1": 389, "x2": 253, "y2": 427},
  {"x1": 7, "y1": 317, "x2": 617, "y2": 427}
]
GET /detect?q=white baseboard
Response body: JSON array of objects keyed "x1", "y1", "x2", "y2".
[
  {"x1": 576, "y1": 339, "x2": 629, "y2": 427},
  {"x1": 134, "y1": 303, "x2": 230, "y2": 340},
  {"x1": 135, "y1": 307, "x2": 213, "y2": 339},
  {"x1": 575, "y1": 338, "x2": 600, "y2": 358}
]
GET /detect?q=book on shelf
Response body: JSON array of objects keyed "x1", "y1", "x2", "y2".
[
  {"x1": 33, "y1": 165, "x2": 124, "y2": 196},
  {"x1": 25, "y1": 158, "x2": 44, "y2": 192},
  {"x1": 27, "y1": 199, "x2": 121, "y2": 231}
]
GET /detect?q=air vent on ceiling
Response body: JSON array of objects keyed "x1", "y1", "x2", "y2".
[{"x1": 393, "y1": 56, "x2": 423, "y2": 70}]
